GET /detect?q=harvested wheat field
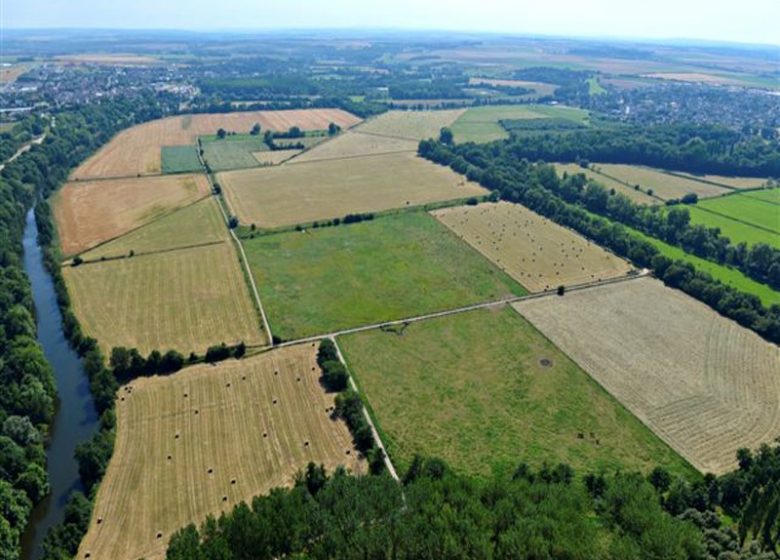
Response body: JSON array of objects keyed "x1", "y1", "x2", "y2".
[
  {"x1": 288, "y1": 131, "x2": 418, "y2": 164},
  {"x1": 593, "y1": 164, "x2": 730, "y2": 200},
  {"x1": 81, "y1": 197, "x2": 228, "y2": 261},
  {"x1": 252, "y1": 149, "x2": 302, "y2": 165},
  {"x1": 514, "y1": 278, "x2": 780, "y2": 474},
  {"x1": 673, "y1": 173, "x2": 768, "y2": 190},
  {"x1": 53, "y1": 173, "x2": 210, "y2": 256},
  {"x1": 71, "y1": 109, "x2": 361, "y2": 179},
  {"x1": 77, "y1": 344, "x2": 363, "y2": 560},
  {"x1": 433, "y1": 202, "x2": 632, "y2": 292},
  {"x1": 63, "y1": 243, "x2": 264, "y2": 355},
  {"x1": 555, "y1": 163, "x2": 658, "y2": 205},
  {"x1": 220, "y1": 152, "x2": 486, "y2": 228},
  {"x1": 354, "y1": 109, "x2": 466, "y2": 140}
]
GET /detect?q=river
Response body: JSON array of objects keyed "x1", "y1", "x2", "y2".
[{"x1": 20, "y1": 208, "x2": 100, "y2": 560}]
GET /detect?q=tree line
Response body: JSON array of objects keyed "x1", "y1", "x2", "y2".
[{"x1": 418, "y1": 139, "x2": 780, "y2": 343}]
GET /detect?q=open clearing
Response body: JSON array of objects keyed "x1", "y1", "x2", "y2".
[
  {"x1": 71, "y1": 109, "x2": 361, "y2": 179},
  {"x1": 219, "y1": 152, "x2": 486, "y2": 228},
  {"x1": 514, "y1": 278, "x2": 780, "y2": 475},
  {"x1": 433, "y1": 202, "x2": 632, "y2": 292},
  {"x1": 78, "y1": 345, "x2": 363, "y2": 560},
  {"x1": 243, "y1": 212, "x2": 525, "y2": 340},
  {"x1": 353, "y1": 109, "x2": 465, "y2": 140},
  {"x1": 53, "y1": 173, "x2": 210, "y2": 256},
  {"x1": 593, "y1": 164, "x2": 730, "y2": 200},
  {"x1": 81, "y1": 197, "x2": 228, "y2": 261},
  {"x1": 340, "y1": 306, "x2": 695, "y2": 478},
  {"x1": 555, "y1": 163, "x2": 658, "y2": 205},
  {"x1": 63, "y1": 243, "x2": 264, "y2": 355},
  {"x1": 288, "y1": 131, "x2": 418, "y2": 164},
  {"x1": 451, "y1": 104, "x2": 589, "y2": 143}
]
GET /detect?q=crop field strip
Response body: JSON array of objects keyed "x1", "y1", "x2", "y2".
[
  {"x1": 242, "y1": 211, "x2": 525, "y2": 340},
  {"x1": 694, "y1": 191, "x2": 780, "y2": 233},
  {"x1": 77, "y1": 345, "x2": 363, "y2": 560},
  {"x1": 63, "y1": 242, "x2": 265, "y2": 355},
  {"x1": 252, "y1": 149, "x2": 301, "y2": 165},
  {"x1": 338, "y1": 305, "x2": 696, "y2": 478},
  {"x1": 666, "y1": 171, "x2": 767, "y2": 190},
  {"x1": 53, "y1": 173, "x2": 211, "y2": 257},
  {"x1": 432, "y1": 202, "x2": 633, "y2": 292},
  {"x1": 287, "y1": 130, "x2": 419, "y2": 164},
  {"x1": 161, "y1": 145, "x2": 202, "y2": 174},
  {"x1": 451, "y1": 104, "x2": 589, "y2": 143},
  {"x1": 684, "y1": 205, "x2": 780, "y2": 249},
  {"x1": 80, "y1": 197, "x2": 228, "y2": 261},
  {"x1": 592, "y1": 163, "x2": 730, "y2": 200},
  {"x1": 71, "y1": 109, "x2": 362, "y2": 179},
  {"x1": 219, "y1": 151, "x2": 487, "y2": 229},
  {"x1": 352, "y1": 109, "x2": 466, "y2": 140},
  {"x1": 513, "y1": 277, "x2": 780, "y2": 475},
  {"x1": 555, "y1": 163, "x2": 659, "y2": 205}
]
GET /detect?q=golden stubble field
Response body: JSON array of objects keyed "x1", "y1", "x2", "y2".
[
  {"x1": 432, "y1": 202, "x2": 633, "y2": 292},
  {"x1": 514, "y1": 277, "x2": 780, "y2": 475},
  {"x1": 53, "y1": 173, "x2": 210, "y2": 256},
  {"x1": 353, "y1": 109, "x2": 466, "y2": 140},
  {"x1": 77, "y1": 344, "x2": 364, "y2": 560},
  {"x1": 220, "y1": 152, "x2": 487, "y2": 228},
  {"x1": 71, "y1": 109, "x2": 362, "y2": 179},
  {"x1": 555, "y1": 163, "x2": 659, "y2": 205},
  {"x1": 63, "y1": 242, "x2": 264, "y2": 355},
  {"x1": 593, "y1": 164, "x2": 730, "y2": 200},
  {"x1": 288, "y1": 130, "x2": 418, "y2": 164}
]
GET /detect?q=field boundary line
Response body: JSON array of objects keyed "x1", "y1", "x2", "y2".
[
  {"x1": 273, "y1": 270, "x2": 650, "y2": 349},
  {"x1": 65, "y1": 239, "x2": 228, "y2": 267},
  {"x1": 693, "y1": 205, "x2": 780, "y2": 236},
  {"x1": 197, "y1": 147, "x2": 274, "y2": 346},
  {"x1": 331, "y1": 337, "x2": 400, "y2": 482},
  {"x1": 285, "y1": 147, "x2": 418, "y2": 166},
  {"x1": 587, "y1": 167, "x2": 667, "y2": 203},
  {"x1": 348, "y1": 129, "x2": 426, "y2": 143},
  {"x1": 737, "y1": 191, "x2": 780, "y2": 207}
]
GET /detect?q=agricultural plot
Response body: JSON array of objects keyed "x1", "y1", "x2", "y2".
[
  {"x1": 243, "y1": 212, "x2": 525, "y2": 340},
  {"x1": 593, "y1": 164, "x2": 730, "y2": 200},
  {"x1": 288, "y1": 131, "x2": 418, "y2": 164},
  {"x1": 555, "y1": 163, "x2": 658, "y2": 205},
  {"x1": 161, "y1": 145, "x2": 202, "y2": 174},
  {"x1": 77, "y1": 344, "x2": 363, "y2": 560},
  {"x1": 468, "y1": 77, "x2": 557, "y2": 98},
  {"x1": 339, "y1": 306, "x2": 695, "y2": 477},
  {"x1": 451, "y1": 104, "x2": 589, "y2": 143},
  {"x1": 63, "y1": 243, "x2": 264, "y2": 355},
  {"x1": 252, "y1": 149, "x2": 302, "y2": 165},
  {"x1": 673, "y1": 173, "x2": 767, "y2": 190},
  {"x1": 81, "y1": 198, "x2": 228, "y2": 261},
  {"x1": 71, "y1": 109, "x2": 361, "y2": 179},
  {"x1": 53, "y1": 173, "x2": 210, "y2": 256},
  {"x1": 684, "y1": 206, "x2": 780, "y2": 249},
  {"x1": 219, "y1": 152, "x2": 486, "y2": 228},
  {"x1": 353, "y1": 109, "x2": 465, "y2": 140},
  {"x1": 432, "y1": 202, "x2": 632, "y2": 292},
  {"x1": 201, "y1": 135, "x2": 269, "y2": 171},
  {"x1": 693, "y1": 193, "x2": 780, "y2": 240},
  {"x1": 514, "y1": 278, "x2": 780, "y2": 475},
  {"x1": 743, "y1": 188, "x2": 780, "y2": 204}
]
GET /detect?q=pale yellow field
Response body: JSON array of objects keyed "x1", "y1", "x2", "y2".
[
  {"x1": 63, "y1": 243, "x2": 264, "y2": 355},
  {"x1": 353, "y1": 109, "x2": 466, "y2": 140},
  {"x1": 433, "y1": 202, "x2": 632, "y2": 292},
  {"x1": 71, "y1": 109, "x2": 362, "y2": 179},
  {"x1": 53, "y1": 174, "x2": 211, "y2": 256},
  {"x1": 220, "y1": 152, "x2": 486, "y2": 228},
  {"x1": 642, "y1": 72, "x2": 754, "y2": 86},
  {"x1": 555, "y1": 163, "x2": 658, "y2": 205},
  {"x1": 55, "y1": 53, "x2": 160, "y2": 65},
  {"x1": 673, "y1": 173, "x2": 768, "y2": 190},
  {"x1": 468, "y1": 77, "x2": 557, "y2": 96},
  {"x1": 514, "y1": 278, "x2": 780, "y2": 474},
  {"x1": 81, "y1": 197, "x2": 228, "y2": 261},
  {"x1": 593, "y1": 164, "x2": 730, "y2": 200},
  {"x1": 288, "y1": 131, "x2": 418, "y2": 164},
  {"x1": 77, "y1": 345, "x2": 364, "y2": 560},
  {"x1": 252, "y1": 149, "x2": 302, "y2": 165}
]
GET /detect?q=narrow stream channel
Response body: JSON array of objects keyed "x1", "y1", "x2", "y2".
[{"x1": 20, "y1": 208, "x2": 100, "y2": 560}]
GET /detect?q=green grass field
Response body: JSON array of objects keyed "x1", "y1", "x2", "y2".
[
  {"x1": 690, "y1": 193, "x2": 780, "y2": 247},
  {"x1": 339, "y1": 306, "x2": 697, "y2": 478},
  {"x1": 587, "y1": 77, "x2": 606, "y2": 95},
  {"x1": 684, "y1": 206, "x2": 780, "y2": 249},
  {"x1": 201, "y1": 135, "x2": 269, "y2": 171},
  {"x1": 243, "y1": 212, "x2": 525, "y2": 340},
  {"x1": 161, "y1": 145, "x2": 202, "y2": 174},
  {"x1": 742, "y1": 188, "x2": 780, "y2": 204},
  {"x1": 451, "y1": 104, "x2": 589, "y2": 143},
  {"x1": 625, "y1": 226, "x2": 780, "y2": 307}
]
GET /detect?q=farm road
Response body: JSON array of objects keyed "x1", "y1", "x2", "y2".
[{"x1": 0, "y1": 133, "x2": 47, "y2": 172}]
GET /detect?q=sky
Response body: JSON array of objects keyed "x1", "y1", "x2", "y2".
[{"x1": 4, "y1": 0, "x2": 780, "y2": 46}]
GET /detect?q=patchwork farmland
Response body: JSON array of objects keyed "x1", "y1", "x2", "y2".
[
  {"x1": 78, "y1": 345, "x2": 363, "y2": 560},
  {"x1": 219, "y1": 152, "x2": 486, "y2": 228},
  {"x1": 243, "y1": 212, "x2": 524, "y2": 340},
  {"x1": 53, "y1": 173, "x2": 210, "y2": 256},
  {"x1": 514, "y1": 278, "x2": 780, "y2": 474},
  {"x1": 432, "y1": 202, "x2": 633, "y2": 292},
  {"x1": 339, "y1": 306, "x2": 695, "y2": 477},
  {"x1": 450, "y1": 104, "x2": 589, "y2": 143},
  {"x1": 63, "y1": 243, "x2": 264, "y2": 355},
  {"x1": 71, "y1": 109, "x2": 361, "y2": 179}
]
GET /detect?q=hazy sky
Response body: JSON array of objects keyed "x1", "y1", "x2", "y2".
[{"x1": 4, "y1": 0, "x2": 779, "y2": 46}]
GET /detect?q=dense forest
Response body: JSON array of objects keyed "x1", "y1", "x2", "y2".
[
  {"x1": 0, "y1": 94, "x2": 179, "y2": 560},
  {"x1": 167, "y1": 448, "x2": 780, "y2": 559},
  {"x1": 418, "y1": 139, "x2": 780, "y2": 343}
]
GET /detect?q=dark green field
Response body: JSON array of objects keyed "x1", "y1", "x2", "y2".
[
  {"x1": 243, "y1": 212, "x2": 525, "y2": 340},
  {"x1": 161, "y1": 145, "x2": 202, "y2": 174},
  {"x1": 339, "y1": 306, "x2": 697, "y2": 478}
]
